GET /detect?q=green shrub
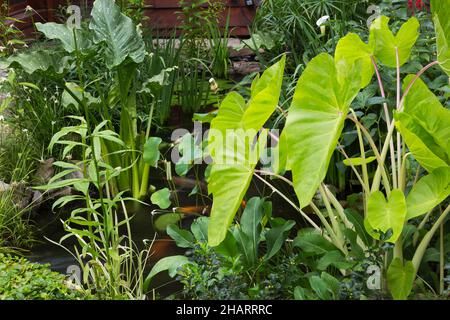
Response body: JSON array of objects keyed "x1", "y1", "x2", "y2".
[{"x1": 0, "y1": 254, "x2": 89, "y2": 300}]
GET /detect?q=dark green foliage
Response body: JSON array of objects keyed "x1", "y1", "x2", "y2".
[{"x1": 0, "y1": 253, "x2": 89, "y2": 300}]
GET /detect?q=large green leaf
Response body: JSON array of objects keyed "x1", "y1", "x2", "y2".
[
  {"x1": 206, "y1": 58, "x2": 285, "y2": 246},
  {"x1": 431, "y1": 0, "x2": 450, "y2": 76},
  {"x1": 285, "y1": 53, "x2": 361, "y2": 208},
  {"x1": 35, "y1": 22, "x2": 90, "y2": 53},
  {"x1": 89, "y1": 0, "x2": 145, "y2": 69},
  {"x1": 366, "y1": 189, "x2": 407, "y2": 243},
  {"x1": 335, "y1": 33, "x2": 374, "y2": 88},
  {"x1": 369, "y1": 16, "x2": 419, "y2": 68},
  {"x1": 242, "y1": 55, "x2": 285, "y2": 131},
  {"x1": 406, "y1": 167, "x2": 450, "y2": 220},
  {"x1": 1, "y1": 50, "x2": 70, "y2": 75},
  {"x1": 395, "y1": 76, "x2": 450, "y2": 172},
  {"x1": 387, "y1": 258, "x2": 415, "y2": 300},
  {"x1": 207, "y1": 130, "x2": 267, "y2": 246}
]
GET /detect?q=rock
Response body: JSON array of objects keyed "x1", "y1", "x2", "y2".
[
  {"x1": 0, "y1": 181, "x2": 10, "y2": 193},
  {"x1": 31, "y1": 190, "x2": 43, "y2": 207},
  {"x1": 230, "y1": 61, "x2": 261, "y2": 76},
  {"x1": 35, "y1": 158, "x2": 55, "y2": 184}
]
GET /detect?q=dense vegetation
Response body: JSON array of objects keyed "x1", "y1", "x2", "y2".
[{"x1": 0, "y1": 0, "x2": 448, "y2": 300}]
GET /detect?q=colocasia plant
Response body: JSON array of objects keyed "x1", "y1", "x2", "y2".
[{"x1": 182, "y1": 0, "x2": 449, "y2": 300}]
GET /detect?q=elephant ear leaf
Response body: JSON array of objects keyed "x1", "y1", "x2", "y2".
[
  {"x1": 242, "y1": 55, "x2": 285, "y2": 131},
  {"x1": 207, "y1": 130, "x2": 267, "y2": 247},
  {"x1": 335, "y1": 33, "x2": 375, "y2": 88},
  {"x1": 35, "y1": 22, "x2": 90, "y2": 53},
  {"x1": 406, "y1": 167, "x2": 450, "y2": 220},
  {"x1": 369, "y1": 16, "x2": 419, "y2": 68},
  {"x1": 207, "y1": 57, "x2": 285, "y2": 247},
  {"x1": 89, "y1": 0, "x2": 145, "y2": 69},
  {"x1": 366, "y1": 189, "x2": 407, "y2": 243},
  {"x1": 431, "y1": 0, "x2": 450, "y2": 76},
  {"x1": 395, "y1": 76, "x2": 450, "y2": 172},
  {"x1": 284, "y1": 53, "x2": 361, "y2": 208},
  {"x1": 387, "y1": 258, "x2": 415, "y2": 300},
  {"x1": 1, "y1": 50, "x2": 70, "y2": 75}
]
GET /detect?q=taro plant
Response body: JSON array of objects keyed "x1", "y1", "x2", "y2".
[{"x1": 201, "y1": 0, "x2": 449, "y2": 300}]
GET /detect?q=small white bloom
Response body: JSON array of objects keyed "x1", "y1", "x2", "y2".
[
  {"x1": 0, "y1": 46, "x2": 6, "y2": 52},
  {"x1": 209, "y1": 78, "x2": 218, "y2": 93},
  {"x1": 51, "y1": 121, "x2": 56, "y2": 126},
  {"x1": 25, "y1": 5, "x2": 33, "y2": 12},
  {"x1": 0, "y1": 115, "x2": 4, "y2": 121},
  {"x1": 22, "y1": 128, "x2": 28, "y2": 133},
  {"x1": 316, "y1": 15, "x2": 330, "y2": 27}
]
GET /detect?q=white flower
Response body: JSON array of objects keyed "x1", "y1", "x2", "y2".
[
  {"x1": 316, "y1": 15, "x2": 330, "y2": 27},
  {"x1": 25, "y1": 5, "x2": 33, "y2": 12},
  {"x1": 0, "y1": 115, "x2": 4, "y2": 121},
  {"x1": 22, "y1": 128, "x2": 28, "y2": 133},
  {"x1": 209, "y1": 78, "x2": 218, "y2": 93},
  {"x1": 0, "y1": 46, "x2": 6, "y2": 52}
]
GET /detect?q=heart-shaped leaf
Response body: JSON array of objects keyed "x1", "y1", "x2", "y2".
[
  {"x1": 335, "y1": 33, "x2": 375, "y2": 88},
  {"x1": 285, "y1": 53, "x2": 361, "y2": 208},
  {"x1": 406, "y1": 167, "x2": 450, "y2": 220},
  {"x1": 366, "y1": 189, "x2": 407, "y2": 243},
  {"x1": 369, "y1": 16, "x2": 419, "y2": 68},
  {"x1": 150, "y1": 188, "x2": 171, "y2": 209},
  {"x1": 143, "y1": 137, "x2": 162, "y2": 167},
  {"x1": 387, "y1": 258, "x2": 415, "y2": 300}
]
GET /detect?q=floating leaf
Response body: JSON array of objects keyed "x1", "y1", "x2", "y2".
[{"x1": 150, "y1": 188, "x2": 171, "y2": 209}]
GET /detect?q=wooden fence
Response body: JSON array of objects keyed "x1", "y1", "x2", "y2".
[{"x1": 3, "y1": 0, "x2": 256, "y2": 36}]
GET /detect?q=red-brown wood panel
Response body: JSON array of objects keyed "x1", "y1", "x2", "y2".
[{"x1": 6, "y1": 0, "x2": 255, "y2": 36}]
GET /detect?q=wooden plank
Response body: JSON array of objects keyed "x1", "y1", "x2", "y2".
[{"x1": 7, "y1": 0, "x2": 255, "y2": 37}]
